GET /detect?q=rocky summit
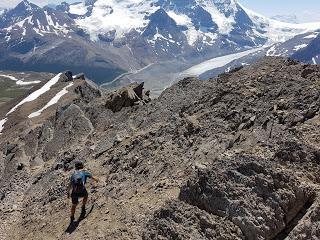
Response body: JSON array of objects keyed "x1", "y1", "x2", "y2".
[{"x1": 1, "y1": 57, "x2": 320, "y2": 239}]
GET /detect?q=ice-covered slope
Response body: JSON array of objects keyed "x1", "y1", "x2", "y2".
[
  {"x1": 181, "y1": 47, "x2": 264, "y2": 77},
  {"x1": 72, "y1": 0, "x2": 320, "y2": 46},
  {"x1": 75, "y1": 0, "x2": 158, "y2": 40},
  {"x1": 264, "y1": 31, "x2": 319, "y2": 57},
  {"x1": 292, "y1": 34, "x2": 320, "y2": 64},
  {"x1": 72, "y1": 0, "x2": 264, "y2": 46},
  {"x1": 238, "y1": 3, "x2": 320, "y2": 44}
]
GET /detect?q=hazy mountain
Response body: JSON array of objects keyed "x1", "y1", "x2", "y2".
[{"x1": 271, "y1": 14, "x2": 299, "y2": 24}]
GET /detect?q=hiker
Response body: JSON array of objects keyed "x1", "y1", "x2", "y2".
[{"x1": 67, "y1": 161, "x2": 98, "y2": 223}]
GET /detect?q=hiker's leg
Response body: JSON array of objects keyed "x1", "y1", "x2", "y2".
[
  {"x1": 79, "y1": 195, "x2": 88, "y2": 219},
  {"x1": 70, "y1": 194, "x2": 79, "y2": 221},
  {"x1": 82, "y1": 195, "x2": 88, "y2": 208},
  {"x1": 71, "y1": 204, "x2": 77, "y2": 217}
]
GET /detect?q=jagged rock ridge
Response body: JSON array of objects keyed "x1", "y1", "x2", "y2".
[{"x1": 0, "y1": 57, "x2": 320, "y2": 239}]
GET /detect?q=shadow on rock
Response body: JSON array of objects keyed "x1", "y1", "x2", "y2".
[{"x1": 65, "y1": 204, "x2": 95, "y2": 234}]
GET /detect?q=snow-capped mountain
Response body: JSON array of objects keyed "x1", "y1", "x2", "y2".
[
  {"x1": 292, "y1": 34, "x2": 320, "y2": 64},
  {"x1": 0, "y1": 0, "x2": 320, "y2": 90},
  {"x1": 0, "y1": 8, "x2": 5, "y2": 16},
  {"x1": 266, "y1": 31, "x2": 319, "y2": 58},
  {"x1": 0, "y1": 1, "x2": 73, "y2": 39}
]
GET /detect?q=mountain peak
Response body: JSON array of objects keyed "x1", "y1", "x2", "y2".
[
  {"x1": 15, "y1": 0, "x2": 40, "y2": 11},
  {"x1": 85, "y1": 0, "x2": 97, "y2": 7}
]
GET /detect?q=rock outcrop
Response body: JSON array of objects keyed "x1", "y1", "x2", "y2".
[
  {"x1": 104, "y1": 82, "x2": 151, "y2": 112},
  {"x1": 0, "y1": 57, "x2": 320, "y2": 239}
]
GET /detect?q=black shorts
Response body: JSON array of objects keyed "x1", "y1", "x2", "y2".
[{"x1": 71, "y1": 190, "x2": 88, "y2": 205}]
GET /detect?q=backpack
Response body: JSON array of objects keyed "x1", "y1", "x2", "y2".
[{"x1": 71, "y1": 171, "x2": 86, "y2": 194}]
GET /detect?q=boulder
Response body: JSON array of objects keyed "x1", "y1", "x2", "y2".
[
  {"x1": 104, "y1": 82, "x2": 146, "y2": 112},
  {"x1": 59, "y1": 71, "x2": 73, "y2": 82},
  {"x1": 73, "y1": 73, "x2": 85, "y2": 81},
  {"x1": 179, "y1": 155, "x2": 314, "y2": 240},
  {"x1": 3, "y1": 143, "x2": 17, "y2": 155},
  {"x1": 144, "y1": 200, "x2": 244, "y2": 240},
  {"x1": 74, "y1": 80, "x2": 101, "y2": 102}
]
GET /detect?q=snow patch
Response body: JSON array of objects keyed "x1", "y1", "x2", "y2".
[
  {"x1": 75, "y1": 0, "x2": 159, "y2": 40},
  {"x1": 22, "y1": 27, "x2": 26, "y2": 36},
  {"x1": 167, "y1": 11, "x2": 190, "y2": 26},
  {"x1": 166, "y1": 10, "x2": 210, "y2": 46},
  {"x1": 7, "y1": 73, "x2": 62, "y2": 115},
  {"x1": 266, "y1": 46, "x2": 275, "y2": 56},
  {"x1": 69, "y1": 2, "x2": 88, "y2": 15},
  {"x1": 0, "y1": 74, "x2": 40, "y2": 85},
  {"x1": 199, "y1": 0, "x2": 235, "y2": 35},
  {"x1": 28, "y1": 82, "x2": 73, "y2": 118},
  {"x1": 0, "y1": 74, "x2": 18, "y2": 81},
  {"x1": 293, "y1": 44, "x2": 308, "y2": 51},
  {"x1": 45, "y1": 11, "x2": 56, "y2": 27},
  {"x1": 304, "y1": 33, "x2": 319, "y2": 39},
  {"x1": 16, "y1": 80, "x2": 41, "y2": 86},
  {"x1": 312, "y1": 57, "x2": 317, "y2": 65},
  {"x1": 181, "y1": 47, "x2": 264, "y2": 77},
  {"x1": 0, "y1": 118, "x2": 7, "y2": 134},
  {"x1": 33, "y1": 27, "x2": 44, "y2": 36}
]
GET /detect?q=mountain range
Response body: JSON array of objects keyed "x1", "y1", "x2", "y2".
[
  {"x1": 0, "y1": 0, "x2": 319, "y2": 92},
  {"x1": 1, "y1": 56, "x2": 320, "y2": 239},
  {"x1": 271, "y1": 14, "x2": 299, "y2": 24}
]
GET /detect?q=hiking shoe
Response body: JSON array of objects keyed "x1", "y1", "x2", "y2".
[{"x1": 80, "y1": 207, "x2": 86, "y2": 219}]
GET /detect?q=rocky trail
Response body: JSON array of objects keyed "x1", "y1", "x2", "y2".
[{"x1": 1, "y1": 57, "x2": 320, "y2": 239}]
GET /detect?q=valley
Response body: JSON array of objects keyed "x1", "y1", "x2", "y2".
[
  {"x1": 0, "y1": 71, "x2": 53, "y2": 105},
  {"x1": 0, "y1": 0, "x2": 319, "y2": 93},
  {"x1": 1, "y1": 1, "x2": 320, "y2": 239}
]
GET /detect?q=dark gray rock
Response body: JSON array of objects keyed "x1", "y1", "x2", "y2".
[
  {"x1": 73, "y1": 73, "x2": 85, "y2": 81},
  {"x1": 179, "y1": 155, "x2": 314, "y2": 240},
  {"x1": 3, "y1": 143, "x2": 18, "y2": 155},
  {"x1": 104, "y1": 82, "x2": 146, "y2": 112},
  {"x1": 43, "y1": 104, "x2": 94, "y2": 160},
  {"x1": 59, "y1": 71, "x2": 73, "y2": 82},
  {"x1": 17, "y1": 163, "x2": 24, "y2": 170},
  {"x1": 0, "y1": 191, "x2": 5, "y2": 200},
  {"x1": 74, "y1": 80, "x2": 101, "y2": 102},
  {"x1": 1, "y1": 57, "x2": 320, "y2": 239},
  {"x1": 144, "y1": 200, "x2": 244, "y2": 240}
]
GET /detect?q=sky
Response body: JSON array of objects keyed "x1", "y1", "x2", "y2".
[
  {"x1": 1, "y1": 0, "x2": 320, "y2": 23},
  {"x1": 238, "y1": 0, "x2": 320, "y2": 22},
  {"x1": 0, "y1": 0, "x2": 77, "y2": 8}
]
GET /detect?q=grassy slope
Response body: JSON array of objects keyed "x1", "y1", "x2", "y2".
[{"x1": 0, "y1": 79, "x2": 32, "y2": 106}]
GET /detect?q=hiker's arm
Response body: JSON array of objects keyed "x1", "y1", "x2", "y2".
[
  {"x1": 91, "y1": 176, "x2": 99, "y2": 182},
  {"x1": 67, "y1": 182, "x2": 72, "y2": 198}
]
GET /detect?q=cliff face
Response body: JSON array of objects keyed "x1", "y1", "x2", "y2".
[{"x1": 1, "y1": 57, "x2": 320, "y2": 240}]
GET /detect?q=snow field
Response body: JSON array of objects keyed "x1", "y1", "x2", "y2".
[
  {"x1": 28, "y1": 82, "x2": 73, "y2": 118},
  {"x1": 6, "y1": 73, "x2": 62, "y2": 115}
]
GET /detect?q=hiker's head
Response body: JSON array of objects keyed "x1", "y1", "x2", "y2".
[{"x1": 75, "y1": 161, "x2": 84, "y2": 170}]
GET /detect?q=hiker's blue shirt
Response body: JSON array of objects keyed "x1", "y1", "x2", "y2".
[{"x1": 70, "y1": 170, "x2": 92, "y2": 185}]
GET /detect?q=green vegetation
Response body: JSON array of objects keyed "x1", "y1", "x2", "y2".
[{"x1": 0, "y1": 80, "x2": 31, "y2": 105}]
